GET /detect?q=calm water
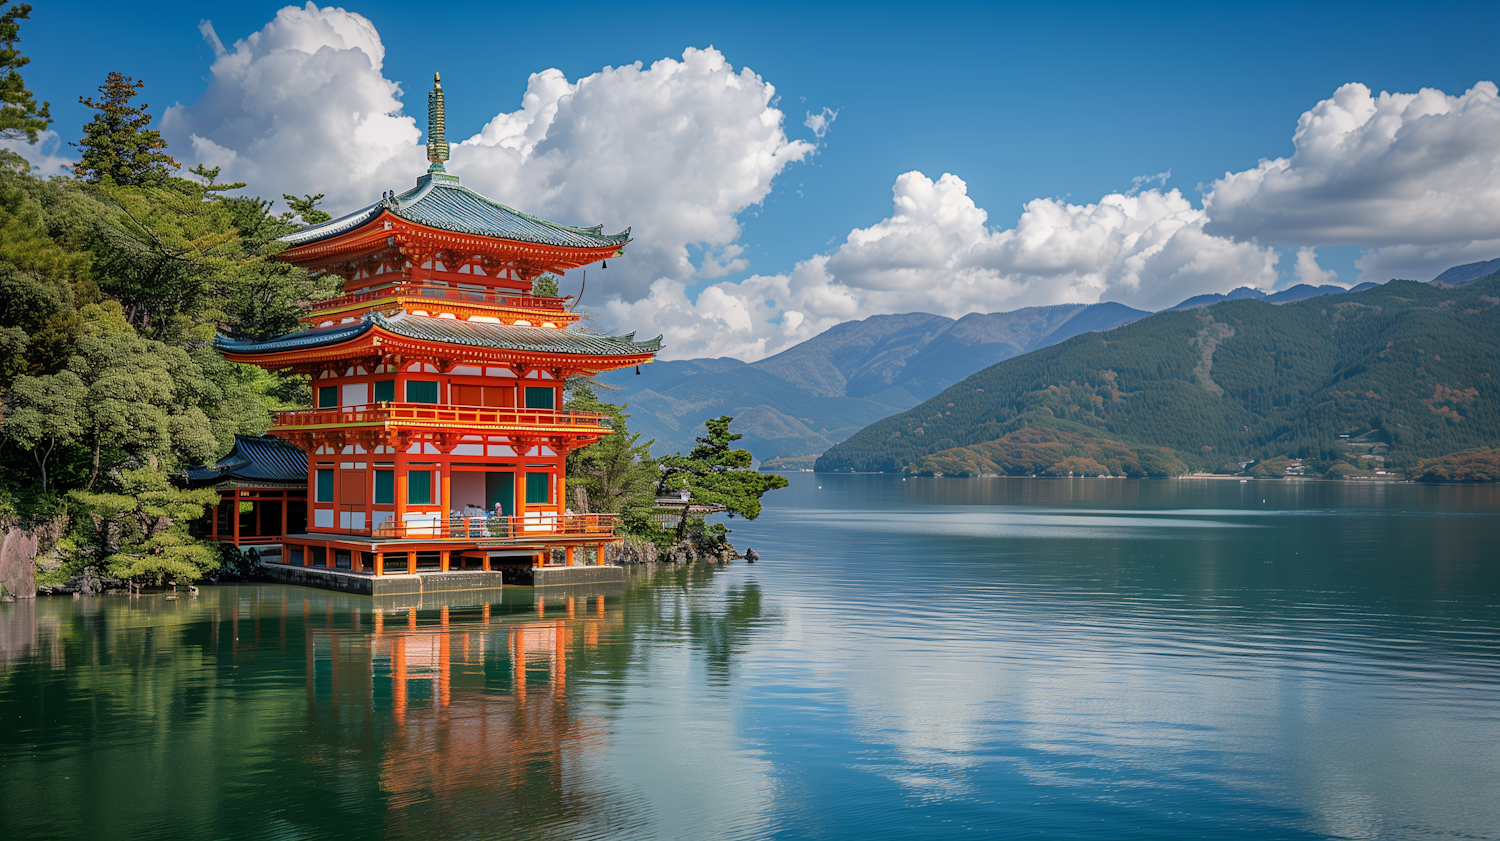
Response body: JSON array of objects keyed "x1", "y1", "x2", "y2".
[{"x1": 3, "y1": 475, "x2": 1500, "y2": 840}]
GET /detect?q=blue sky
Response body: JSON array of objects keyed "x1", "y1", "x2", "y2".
[{"x1": 16, "y1": 1, "x2": 1500, "y2": 358}]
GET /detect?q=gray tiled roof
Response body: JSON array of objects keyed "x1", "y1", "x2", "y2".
[
  {"x1": 280, "y1": 172, "x2": 631, "y2": 249},
  {"x1": 183, "y1": 434, "x2": 307, "y2": 485},
  {"x1": 214, "y1": 312, "x2": 662, "y2": 358}
]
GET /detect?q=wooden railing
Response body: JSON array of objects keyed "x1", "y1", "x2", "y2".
[
  {"x1": 310, "y1": 284, "x2": 570, "y2": 313},
  {"x1": 351, "y1": 513, "x2": 618, "y2": 541},
  {"x1": 274, "y1": 403, "x2": 609, "y2": 429}
]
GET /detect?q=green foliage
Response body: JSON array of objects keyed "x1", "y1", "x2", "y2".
[
  {"x1": 73, "y1": 72, "x2": 179, "y2": 185},
  {"x1": 282, "y1": 192, "x2": 331, "y2": 225},
  {"x1": 0, "y1": 2, "x2": 48, "y2": 143},
  {"x1": 658, "y1": 416, "x2": 788, "y2": 542},
  {"x1": 819, "y1": 277, "x2": 1500, "y2": 477},
  {"x1": 909, "y1": 413, "x2": 1188, "y2": 477},
  {"x1": 1415, "y1": 448, "x2": 1500, "y2": 482},
  {"x1": 532, "y1": 274, "x2": 560, "y2": 297},
  {"x1": 70, "y1": 466, "x2": 220, "y2": 585},
  {"x1": 564, "y1": 379, "x2": 660, "y2": 534}
]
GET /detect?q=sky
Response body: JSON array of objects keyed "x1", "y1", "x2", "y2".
[{"x1": 12, "y1": 0, "x2": 1500, "y2": 360}]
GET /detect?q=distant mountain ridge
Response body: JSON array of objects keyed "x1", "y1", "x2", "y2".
[
  {"x1": 1432, "y1": 257, "x2": 1500, "y2": 286},
  {"x1": 599, "y1": 302, "x2": 1150, "y2": 464},
  {"x1": 817, "y1": 273, "x2": 1500, "y2": 476}
]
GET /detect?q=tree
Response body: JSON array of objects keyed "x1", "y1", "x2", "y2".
[
  {"x1": 532, "y1": 274, "x2": 560, "y2": 297},
  {"x1": 72, "y1": 72, "x2": 179, "y2": 185},
  {"x1": 0, "y1": 2, "x2": 48, "y2": 143},
  {"x1": 657, "y1": 415, "x2": 788, "y2": 545},
  {"x1": 283, "y1": 192, "x2": 330, "y2": 224},
  {"x1": 70, "y1": 465, "x2": 220, "y2": 586},
  {"x1": 565, "y1": 379, "x2": 658, "y2": 521},
  {"x1": 190, "y1": 164, "x2": 246, "y2": 199},
  {"x1": 2, "y1": 367, "x2": 84, "y2": 492}
]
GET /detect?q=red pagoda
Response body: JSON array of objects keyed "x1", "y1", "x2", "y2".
[{"x1": 216, "y1": 73, "x2": 660, "y2": 583}]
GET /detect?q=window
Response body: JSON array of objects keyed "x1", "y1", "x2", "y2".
[
  {"x1": 526, "y1": 471, "x2": 551, "y2": 504},
  {"x1": 317, "y1": 386, "x2": 338, "y2": 408},
  {"x1": 524, "y1": 386, "x2": 555, "y2": 410},
  {"x1": 374, "y1": 470, "x2": 394, "y2": 504},
  {"x1": 406, "y1": 380, "x2": 439, "y2": 403},
  {"x1": 315, "y1": 469, "x2": 334, "y2": 503},
  {"x1": 408, "y1": 470, "x2": 433, "y2": 505},
  {"x1": 373, "y1": 379, "x2": 395, "y2": 403}
]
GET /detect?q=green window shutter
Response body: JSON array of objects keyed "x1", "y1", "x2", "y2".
[
  {"x1": 406, "y1": 380, "x2": 439, "y2": 403},
  {"x1": 374, "y1": 470, "x2": 394, "y2": 504},
  {"x1": 526, "y1": 471, "x2": 551, "y2": 504},
  {"x1": 317, "y1": 386, "x2": 338, "y2": 408},
  {"x1": 373, "y1": 379, "x2": 395, "y2": 403},
  {"x1": 408, "y1": 470, "x2": 432, "y2": 505},
  {"x1": 524, "y1": 386, "x2": 555, "y2": 409},
  {"x1": 315, "y1": 469, "x2": 334, "y2": 503}
]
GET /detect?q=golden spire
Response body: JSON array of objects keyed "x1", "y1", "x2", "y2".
[{"x1": 427, "y1": 72, "x2": 449, "y2": 171}]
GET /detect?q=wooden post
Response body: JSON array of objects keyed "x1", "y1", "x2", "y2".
[
  {"x1": 352, "y1": 551, "x2": 363, "y2": 573},
  {"x1": 406, "y1": 551, "x2": 416, "y2": 575},
  {"x1": 565, "y1": 545, "x2": 575, "y2": 567},
  {"x1": 281, "y1": 493, "x2": 289, "y2": 538},
  {"x1": 440, "y1": 550, "x2": 450, "y2": 572},
  {"x1": 302, "y1": 542, "x2": 312, "y2": 566},
  {"x1": 232, "y1": 492, "x2": 241, "y2": 547},
  {"x1": 374, "y1": 552, "x2": 384, "y2": 577},
  {"x1": 440, "y1": 470, "x2": 451, "y2": 534},
  {"x1": 211, "y1": 495, "x2": 220, "y2": 541},
  {"x1": 395, "y1": 472, "x2": 408, "y2": 537},
  {"x1": 482, "y1": 552, "x2": 490, "y2": 572},
  {"x1": 325, "y1": 546, "x2": 335, "y2": 569}
]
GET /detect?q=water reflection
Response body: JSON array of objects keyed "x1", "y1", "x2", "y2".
[{"x1": 0, "y1": 570, "x2": 772, "y2": 841}]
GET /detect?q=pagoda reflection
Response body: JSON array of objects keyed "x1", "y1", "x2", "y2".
[{"x1": 300, "y1": 590, "x2": 623, "y2": 835}]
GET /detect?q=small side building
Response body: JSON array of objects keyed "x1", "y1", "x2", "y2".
[{"x1": 184, "y1": 434, "x2": 309, "y2": 554}]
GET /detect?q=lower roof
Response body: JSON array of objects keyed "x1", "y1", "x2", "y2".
[{"x1": 216, "y1": 312, "x2": 663, "y2": 358}]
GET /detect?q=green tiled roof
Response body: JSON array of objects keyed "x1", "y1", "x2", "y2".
[
  {"x1": 280, "y1": 172, "x2": 631, "y2": 250},
  {"x1": 214, "y1": 312, "x2": 662, "y2": 358},
  {"x1": 374, "y1": 312, "x2": 662, "y2": 356}
]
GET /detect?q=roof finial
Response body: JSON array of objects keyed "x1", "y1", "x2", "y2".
[{"x1": 427, "y1": 72, "x2": 448, "y2": 172}]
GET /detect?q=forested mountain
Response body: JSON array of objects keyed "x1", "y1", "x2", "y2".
[
  {"x1": 817, "y1": 276, "x2": 1500, "y2": 476},
  {"x1": 599, "y1": 302, "x2": 1149, "y2": 465},
  {"x1": 1433, "y1": 257, "x2": 1500, "y2": 286}
]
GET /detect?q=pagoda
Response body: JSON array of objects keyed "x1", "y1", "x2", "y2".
[{"x1": 215, "y1": 73, "x2": 661, "y2": 580}]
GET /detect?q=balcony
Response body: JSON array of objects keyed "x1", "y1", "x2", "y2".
[
  {"x1": 358, "y1": 512, "x2": 618, "y2": 542},
  {"x1": 309, "y1": 284, "x2": 570, "y2": 315},
  {"x1": 274, "y1": 403, "x2": 610, "y2": 433}
]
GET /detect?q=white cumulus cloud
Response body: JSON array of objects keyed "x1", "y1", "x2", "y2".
[
  {"x1": 1204, "y1": 81, "x2": 1500, "y2": 281},
  {"x1": 610, "y1": 172, "x2": 1282, "y2": 360},
  {"x1": 161, "y1": 4, "x2": 814, "y2": 299}
]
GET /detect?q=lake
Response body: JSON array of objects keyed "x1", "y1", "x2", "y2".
[{"x1": 3, "y1": 474, "x2": 1499, "y2": 840}]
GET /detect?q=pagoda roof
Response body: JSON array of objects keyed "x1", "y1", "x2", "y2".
[
  {"x1": 215, "y1": 311, "x2": 663, "y2": 358},
  {"x1": 279, "y1": 172, "x2": 631, "y2": 251},
  {"x1": 182, "y1": 434, "x2": 307, "y2": 486}
]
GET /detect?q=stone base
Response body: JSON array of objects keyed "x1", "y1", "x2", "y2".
[
  {"x1": 259, "y1": 559, "x2": 506, "y2": 599},
  {"x1": 521, "y1": 565, "x2": 627, "y2": 588}
]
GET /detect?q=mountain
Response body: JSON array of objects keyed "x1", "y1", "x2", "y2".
[
  {"x1": 599, "y1": 302, "x2": 1149, "y2": 465},
  {"x1": 1432, "y1": 257, "x2": 1500, "y2": 286},
  {"x1": 1169, "y1": 283, "x2": 1352, "y2": 310},
  {"x1": 817, "y1": 274, "x2": 1500, "y2": 476}
]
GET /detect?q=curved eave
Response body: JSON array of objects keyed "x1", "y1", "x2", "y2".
[
  {"x1": 276, "y1": 211, "x2": 626, "y2": 270},
  {"x1": 217, "y1": 325, "x2": 661, "y2": 371}
]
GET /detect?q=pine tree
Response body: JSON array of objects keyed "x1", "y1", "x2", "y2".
[
  {"x1": 0, "y1": 2, "x2": 49, "y2": 143},
  {"x1": 72, "y1": 72, "x2": 179, "y2": 185},
  {"x1": 283, "y1": 192, "x2": 330, "y2": 224}
]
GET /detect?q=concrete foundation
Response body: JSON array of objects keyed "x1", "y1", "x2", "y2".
[
  {"x1": 259, "y1": 559, "x2": 506, "y2": 598},
  {"x1": 526, "y1": 565, "x2": 627, "y2": 587}
]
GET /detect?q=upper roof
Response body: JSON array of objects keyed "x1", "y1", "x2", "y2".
[
  {"x1": 279, "y1": 172, "x2": 631, "y2": 250},
  {"x1": 215, "y1": 311, "x2": 663, "y2": 358},
  {"x1": 183, "y1": 434, "x2": 307, "y2": 486}
]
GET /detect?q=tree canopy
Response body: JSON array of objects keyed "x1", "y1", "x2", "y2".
[
  {"x1": 0, "y1": 2, "x2": 48, "y2": 143},
  {"x1": 73, "y1": 72, "x2": 179, "y2": 185}
]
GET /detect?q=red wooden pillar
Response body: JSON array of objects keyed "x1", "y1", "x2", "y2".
[
  {"x1": 565, "y1": 545, "x2": 575, "y2": 567},
  {"x1": 440, "y1": 549, "x2": 450, "y2": 572},
  {"x1": 374, "y1": 552, "x2": 384, "y2": 577},
  {"x1": 231, "y1": 492, "x2": 241, "y2": 547},
  {"x1": 406, "y1": 551, "x2": 416, "y2": 575}
]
